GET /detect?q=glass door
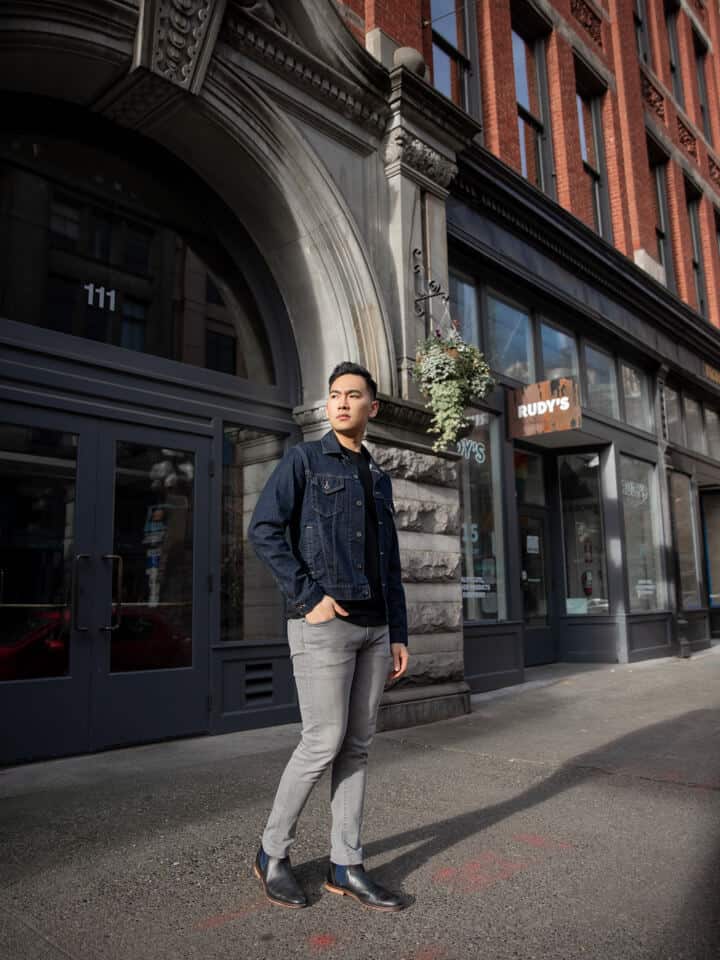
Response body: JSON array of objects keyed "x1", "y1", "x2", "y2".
[
  {"x1": 0, "y1": 407, "x2": 98, "y2": 764},
  {"x1": 90, "y1": 424, "x2": 210, "y2": 751},
  {"x1": 519, "y1": 508, "x2": 556, "y2": 666}
]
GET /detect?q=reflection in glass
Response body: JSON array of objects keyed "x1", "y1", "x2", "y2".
[
  {"x1": 519, "y1": 514, "x2": 547, "y2": 623},
  {"x1": 0, "y1": 426, "x2": 77, "y2": 681},
  {"x1": 670, "y1": 473, "x2": 701, "y2": 609},
  {"x1": 683, "y1": 397, "x2": 706, "y2": 455},
  {"x1": 585, "y1": 345, "x2": 619, "y2": 419},
  {"x1": 487, "y1": 295, "x2": 534, "y2": 383},
  {"x1": 621, "y1": 363, "x2": 654, "y2": 433},
  {"x1": 222, "y1": 427, "x2": 287, "y2": 642},
  {"x1": 559, "y1": 453, "x2": 609, "y2": 615},
  {"x1": 621, "y1": 456, "x2": 662, "y2": 612},
  {"x1": 110, "y1": 443, "x2": 194, "y2": 672},
  {"x1": 0, "y1": 135, "x2": 275, "y2": 385},
  {"x1": 703, "y1": 492, "x2": 720, "y2": 608},
  {"x1": 664, "y1": 386, "x2": 684, "y2": 445},
  {"x1": 541, "y1": 323, "x2": 578, "y2": 381},
  {"x1": 706, "y1": 408, "x2": 720, "y2": 460},
  {"x1": 457, "y1": 414, "x2": 506, "y2": 621},
  {"x1": 449, "y1": 273, "x2": 479, "y2": 347},
  {"x1": 514, "y1": 451, "x2": 545, "y2": 505},
  {"x1": 432, "y1": 44, "x2": 452, "y2": 100}
]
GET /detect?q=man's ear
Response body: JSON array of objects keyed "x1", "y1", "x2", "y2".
[{"x1": 368, "y1": 399, "x2": 380, "y2": 419}]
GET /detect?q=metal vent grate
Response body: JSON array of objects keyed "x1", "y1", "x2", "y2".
[{"x1": 244, "y1": 661, "x2": 274, "y2": 704}]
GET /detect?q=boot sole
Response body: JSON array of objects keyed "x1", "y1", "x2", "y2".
[
  {"x1": 324, "y1": 881, "x2": 404, "y2": 912},
  {"x1": 253, "y1": 863, "x2": 307, "y2": 909}
]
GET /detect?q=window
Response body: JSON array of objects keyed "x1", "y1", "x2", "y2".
[
  {"x1": 620, "y1": 456, "x2": 662, "y2": 612},
  {"x1": 206, "y1": 329, "x2": 237, "y2": 376},
  {"x1": 664, "y1": 385, "x2": 684, "y2": 445},
  {"x1": 486, "y1": 294, "x2": 534, "y2": 383},
  {"x1": 693, "y1": 31, "x2": 712, "y2": 143},
  {"x1": 458, "y1": 413, "x2": 506, "y2": 621},
  {"x1": 429, "y1": 0, "x2": 469, "y2": 108},
  {"x1": 449, "y1": 272, "x2": 479, "y2": 347},
  {"x1": 515, "y1": 450, "x2": 545, "y2": 506},
  {"x1": 585, "y1": 344, "x2": 619, "y2": 419},
  {"x1": 575, "y1": 61, "x2": 611, "y2": 240},
  {"x1": 683, "y1": 396, "x2": 707, "y2": 454},
  {"x1": 621, "y1": 362, "x2": 654, "y2": 432},
  {"x1": 50, "y1": 199, "x2": 80, "y2": 249},
  {"x1": 125, "y1": 225, "x2": 152, "y2": 274},
  {"x1": 704, "y1": 492, "x2": 720, "y2": 608},
  {"x1": 541, "y1": 322, "x2": 578, "y2": 381},
  {"x1": 512, "y1": 28, "x2": 552, "y2": 193},
  {"x1": 120, "y1": 298, "x2": 146, "y2": 352},
  {"x1": 670, "y1": 472, "x2": 702, "y2": 609},
  {"x1": 559, "y1": 453, "x2": 609, "y2": 615},
  {"x1": 647, "y1": 138, "x2": 675, "y2": 291},
  {"x1": 706, "y1": 407, "x2": 720, "y2": 460},
  {"x1": 686, "y1": 182, "x2": 707, "y2": 318},
  {"x1": 666, "y1": 8, "x2": 684, "y2": 108},
  {"x1": 634, "y1": 0, "x2": 652, "y2": 65}
]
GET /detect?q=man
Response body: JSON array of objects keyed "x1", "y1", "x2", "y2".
[{"x1": 248, "y1": 361, "x2": 409, "y2": 912}]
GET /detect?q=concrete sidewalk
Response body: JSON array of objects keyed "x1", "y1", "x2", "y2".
[{"x1": 2, "y1": 648, "x2": 719, "y2": 960}]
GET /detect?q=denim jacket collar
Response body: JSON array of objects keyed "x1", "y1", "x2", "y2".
[{"x1": 320, "y1": 429, "x2": 383, "y2": 473}]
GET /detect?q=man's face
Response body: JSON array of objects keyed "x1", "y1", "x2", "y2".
[{"x1": 326, "y1": 373, "x2": 378, "y2": 435}]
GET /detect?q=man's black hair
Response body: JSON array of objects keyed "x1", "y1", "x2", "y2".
[{"x1": 328, "y1": 362, "x2": 377, "y2": 400}]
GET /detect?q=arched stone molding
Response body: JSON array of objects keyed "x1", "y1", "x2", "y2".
[{"x1": 0, "y1": 0, "x2": 397, "y2": 406}]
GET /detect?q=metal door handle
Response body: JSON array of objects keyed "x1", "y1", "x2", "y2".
[
  {"x1": 101, "y1": 553, "x2": 123, "y2": 631},
  {"x1": 72, "y1": 554, "x2": 90, "y2": 632}
]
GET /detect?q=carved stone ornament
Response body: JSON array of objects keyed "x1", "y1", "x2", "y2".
[
  {"x1": 641, "y1": 72, "x2": 665, "y2": 121},
  {"x1": 571, "y1": 0, "x2": 602, "y2": 47},
  {"x1": 710, "y1": 157, "x2": 720, "y2": 188},
  {"x1": 234, "y1": 0, "x2": 293, "y2": 38},
  {"x1": 384, "y1": 128, "x2": 458, "y2": 189},
  {"x1": 677, "y1": 118, "x2": 698, "y2": 159}
]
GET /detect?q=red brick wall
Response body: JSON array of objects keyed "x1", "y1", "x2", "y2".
[{"x1": 333, "y1": 0, "x2": 720, "y2": 327}]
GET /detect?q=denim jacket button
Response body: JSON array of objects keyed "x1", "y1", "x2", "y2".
[
  {"x1": 356, "y1": 530, "x2": 362, "y2": 537},
  {"x1": 355, "y1": 499, "x2": 362, "y2": 507}
]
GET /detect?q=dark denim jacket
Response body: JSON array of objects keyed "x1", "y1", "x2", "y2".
[{"x1": 248, "y1": 430, "x2": 408, "y2": 646}]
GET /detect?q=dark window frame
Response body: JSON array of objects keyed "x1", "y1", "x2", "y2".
[
  {"x1": 575, "y1": 58, "x2": 613, "y2": 242},
  {"x1": 647, "y1": 135, "x2": 676, "y2": 292},
  {"x1": 429, "y1": 0, "x2": 472, "y2": 110},
  {"x1": 634, "y1": 0, "x2": 652, "y2": 66},
  {"x1": 685, "y1": 179, "x2": 707, "y2": 318},
  {"x1": 511, "y1": 10, "x2": 555, "y2": 199},
  {"x1": 665, "y1": 5, "x2": 685, "y2": 108},
  {"x1": 693, "y1": 29, "x2": 712, "y2": 143}
]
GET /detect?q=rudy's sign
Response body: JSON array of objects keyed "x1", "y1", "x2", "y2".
[{"x1": 508, "y1": 377, "x2": 581, "y2": 439}]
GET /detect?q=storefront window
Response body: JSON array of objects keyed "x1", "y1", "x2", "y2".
[
  {"x1": 664, "y1": 386, "x2": 684, "y2": 445},
  {"x1": 0, "y1": 134, "x2": 275, "y2": 384},
  {"x1": 487, "y1": 295, "x2": 534, "y2": 383},
  {"x1": 621, "y1": 363, "x2": 654, "y2": 433},
  {"x1": 585, "y1": 344, "x2": 619, "y2": 419},
  {"x1": 670, "y1": 472, "x2": 701, "y2": 609},
  {"x1": 514, "y1": 450, "x2": 545, "y2": 505},
  {"x1": 221, "y1": 427, "x2": 286, "y2": 643},
  {"x1": 541, "y1": 323, "x2": 578, "y2": 381},
  {"x1": 559, "y1": 453, "x2": 609, "y2": 615},
  {"x1": 703, "y1": 492, "x2": 720, "y2": 608},
  {"x1": 683, "y1": 397, "x2": 706, "y2": 455},
  {"x1": 706, "y1": 407, "x2": 720, "y2": 460},
  {"x1": 449, "y1": 272, "x2": 479, "y2": 346},
  {"x1": 457, "y1": 413, "x2": 506, "y2": 620},
  {"x1": 620, "y1": 456, "x2": 662, "y2": 611}
]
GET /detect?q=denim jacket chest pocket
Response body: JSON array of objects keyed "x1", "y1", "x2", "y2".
[{"x1": 311, "y1": 474, "x2": 346, "y2": 517}]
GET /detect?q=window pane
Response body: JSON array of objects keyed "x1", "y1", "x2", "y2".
[
  {"x1": 432, "y1": 44, "x2": 452, "y2": 100},
  {"x1": 622, "y1": 363, "x2": 653, "y2": 432},
  {"x1": 664, "y1": 386, "x2": 684, "y2": 445},
  {"x1": 576, "y1": 94, "x2": 597, "y2": 168},
  {"x1": 704, "y1": 492, "x2": 720, "y2": 607},
  {"x1": 518, "y1": 115, "x2": 542, "y2": 188},
  {"x1": 431, "y1": 0, "x2": 462, "y2": 49},
  {"x1": 513, "y1": 31, "x2": 531, "y2": 111},
  {"x1": 621, "y1": 456, "x2": 662, "y2": 612},
  {"x1": 541, "y1": 323, "x2": 578, "y2": 381},
  {"x1": 670, "y1": 472, "x2": 701, "y2": 609},
  {"x1": 449, "y1": 273, "x2": 479, "y2": 346},
  {"x1": 221, "y1": 428, "x2": 286, "y2": 642},
  {"x1": 559, "y1": 453, "x2": 609, "y2": 615},
  {"x1": 457, "y1": 413, "x2": 506, "y2": 621},
  {"x1": 487, "y1": 295, "x2": 534, "y2": 383},
  {"x1": 585, "y1": 345, "x2": 618, "y2": 418},
  {"x1": 121, "y1": 299, "x2": 146, "y2": 352},
  {"x1": 683, "y1": 397, "x2": 706, "y2": 454},
  {"x1": 705, "y1": 408, "x2": 720, "y2": 460},
  {"x1": 206, "y1": 329, "x2": 237, "y2": 376},
  {"x1": 514, "y1": 450, "x2": 545, "y2": 505}
]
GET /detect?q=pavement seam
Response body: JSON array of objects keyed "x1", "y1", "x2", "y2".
[{"x1": 0, "y1": 899, "x2": 81, "y2": 960}]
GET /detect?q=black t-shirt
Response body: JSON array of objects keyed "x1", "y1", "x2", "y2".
[{"x1": 337, "y1": 447, "x2": 386, "y2": 627}]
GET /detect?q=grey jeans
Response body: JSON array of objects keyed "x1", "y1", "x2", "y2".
[{"x1": 262, "y1": 617, "x2": 391, "y2": 865}]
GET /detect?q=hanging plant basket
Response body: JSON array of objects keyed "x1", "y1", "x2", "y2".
[{"x1": 412, "y1": 325, "x2": 495, "y2": 452}]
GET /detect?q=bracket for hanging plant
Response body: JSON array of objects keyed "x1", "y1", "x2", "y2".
[{"x1": 412, "y1": 247, "x2": 448, "y2": 319}]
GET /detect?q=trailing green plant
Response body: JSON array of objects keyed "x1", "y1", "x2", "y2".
[{"x1": 412, "y1": 323, "x2": 495, "y2": 451}]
